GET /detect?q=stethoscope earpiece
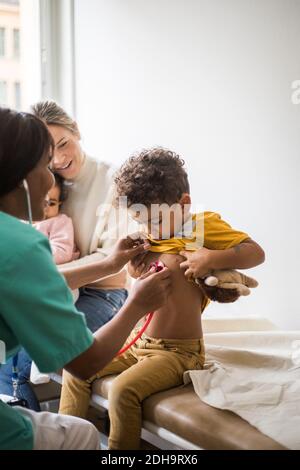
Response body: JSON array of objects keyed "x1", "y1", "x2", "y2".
[{"x1": 21, "y1": 178, "x2": 33, "y2": 225}]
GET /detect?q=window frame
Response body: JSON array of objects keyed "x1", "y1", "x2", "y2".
[
  {"x1": 39, "y1": 0, "x2": 76, "y2": 117},
  {"x1": 0, "y1": 26, "x2": 5, "y2": 57},
  {"x1": 0, "y1": 79, "x2": 7, "y2": 106},
  {"x1": 14, "y1": 80, "x2": 21, "y2": 109},
  {"x1": 13, "y1": 27, "x2": 19, "y2": 58}
]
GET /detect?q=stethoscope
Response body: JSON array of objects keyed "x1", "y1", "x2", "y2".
[
  {"x1": 117, "y1": 260, "x2": 164, "y2": 356},
  {"x1": 9, "y1": 179, "x2": 33, "y2": 406}
]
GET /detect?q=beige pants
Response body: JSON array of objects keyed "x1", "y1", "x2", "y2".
[
  {"x1": 16, "y1": 407, "x2": 100, "y2": 450},
  {"x1": 59, "y1": 331, "x2": 205, "y2": 450}
]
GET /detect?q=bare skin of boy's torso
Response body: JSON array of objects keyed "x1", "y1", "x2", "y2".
[{"x1": 140, "y1": 252, "x2": 204, "y2": 340}]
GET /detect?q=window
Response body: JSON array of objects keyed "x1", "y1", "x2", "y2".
[
  {"x1": 14, "y1": 81, "x2": 20, "y2": 108},
  {"x1": 0, "y1": 27, "x2": 5, "y2": 57},
  {"x1": 13, "y1": 27, "x2": 19, "y2": 57},
  {"x1": 0, "y1": 0, "x2": 41, "y2": 110},
  {"x1": 0, "y1": 80, "x2": 7, "y2": 105}
]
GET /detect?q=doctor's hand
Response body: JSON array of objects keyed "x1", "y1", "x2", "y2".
[
  {"x1": 128, "y1": 266, "x2": 172, "y2": 314},
  {"x1": 108, "y1": 234, "x2": 151, "y2": 274}
]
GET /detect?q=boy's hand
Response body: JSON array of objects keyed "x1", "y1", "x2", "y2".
[
  {"x1": 108, "y1": 234, "x2": 151, "y2": 273},
  {"x1": 179, "y1": 247, "x2": 213, "y2": 280}
]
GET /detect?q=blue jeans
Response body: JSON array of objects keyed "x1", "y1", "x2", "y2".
[
  {"x1": 0, "y1": 288, "x2": 128, "y2": 410},
  {"x1": 75, "y1": 288, "x2": 128, "y2": 332},
  {"x1": 0, "y1": 348, "x2": 40, "y2": 411}
]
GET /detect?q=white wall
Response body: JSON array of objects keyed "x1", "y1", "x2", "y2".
[{"x1": 74, "y1": 0, "x2": 300, "y2": 329}]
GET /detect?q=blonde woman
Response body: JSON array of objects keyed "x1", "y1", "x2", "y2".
[{"x1": 32, "y1": 101, "x2": 131, "y2": 331}]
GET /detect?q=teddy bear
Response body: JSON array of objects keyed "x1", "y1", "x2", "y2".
[
  {"x1": 195, "y1": 269, "x2": 258, "y2": 303},
  {"x1": 149, "y1": 259, "x2": 258, "y2": 304}
]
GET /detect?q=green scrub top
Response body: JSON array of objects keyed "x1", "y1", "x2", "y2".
[{"x1": 0, "y1": 211, "x2": 94, "y2": 450}]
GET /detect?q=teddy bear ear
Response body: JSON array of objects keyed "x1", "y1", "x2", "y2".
[
  {"x1": 204, "y1": 276, "x2": 218, "y2": 287},
  {"x1": 242, "y1": 274, "x2": 259, "y2": 288}
]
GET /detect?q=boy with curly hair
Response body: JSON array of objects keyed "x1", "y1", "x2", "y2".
[{"x1": 59, "y1": 147, "x2": 265, "y2": 450}]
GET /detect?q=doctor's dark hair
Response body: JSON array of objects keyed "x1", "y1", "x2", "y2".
[
  {"x1": 0, "y1": 107, "x2": 53, "y2": 197},
  {"x1": 115, "y1": 147, "x2": 190, "y2": 207}
]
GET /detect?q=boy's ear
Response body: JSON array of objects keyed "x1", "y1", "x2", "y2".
[{"x1": 179, "y1": 193, "x2": 191, "y2": 206}]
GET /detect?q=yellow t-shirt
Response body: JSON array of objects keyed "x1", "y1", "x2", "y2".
[
  {"x1": 148, "y1": 211, "x2": 249, "y2": 310},
  {"x1": 148, "y1": 211, "x2": 249, "y2": 253}
]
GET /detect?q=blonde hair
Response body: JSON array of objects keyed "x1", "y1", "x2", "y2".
[{"x1": 31, "y1": 100, "x2": 79, "y2": 135}]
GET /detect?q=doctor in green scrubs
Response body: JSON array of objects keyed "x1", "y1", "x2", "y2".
[{"x1": 0, "y1": 108, "x2": 171, "y2": 450}]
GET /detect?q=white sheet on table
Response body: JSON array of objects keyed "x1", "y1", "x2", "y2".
[{"x1": 184, "y1": 321, "x2": 300, "y2": 450}]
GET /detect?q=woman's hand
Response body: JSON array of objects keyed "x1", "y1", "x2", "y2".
[
  {"x1": 127, "y1": 252, "x2": 149, "y2": 278},
  {"x1": 108, "y1": 234, "x2": 151, "y2": 274},
  {"x1": 128, "y1": 266, "x2": 172, "y2": 314},
  {"x1": 179, "y1": 247, "x2": 213, "y2": 280}
]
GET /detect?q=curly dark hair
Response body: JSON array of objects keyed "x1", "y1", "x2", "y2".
[{"x1": 115, "y1": 147, "x2": 190, "y2": 207}]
